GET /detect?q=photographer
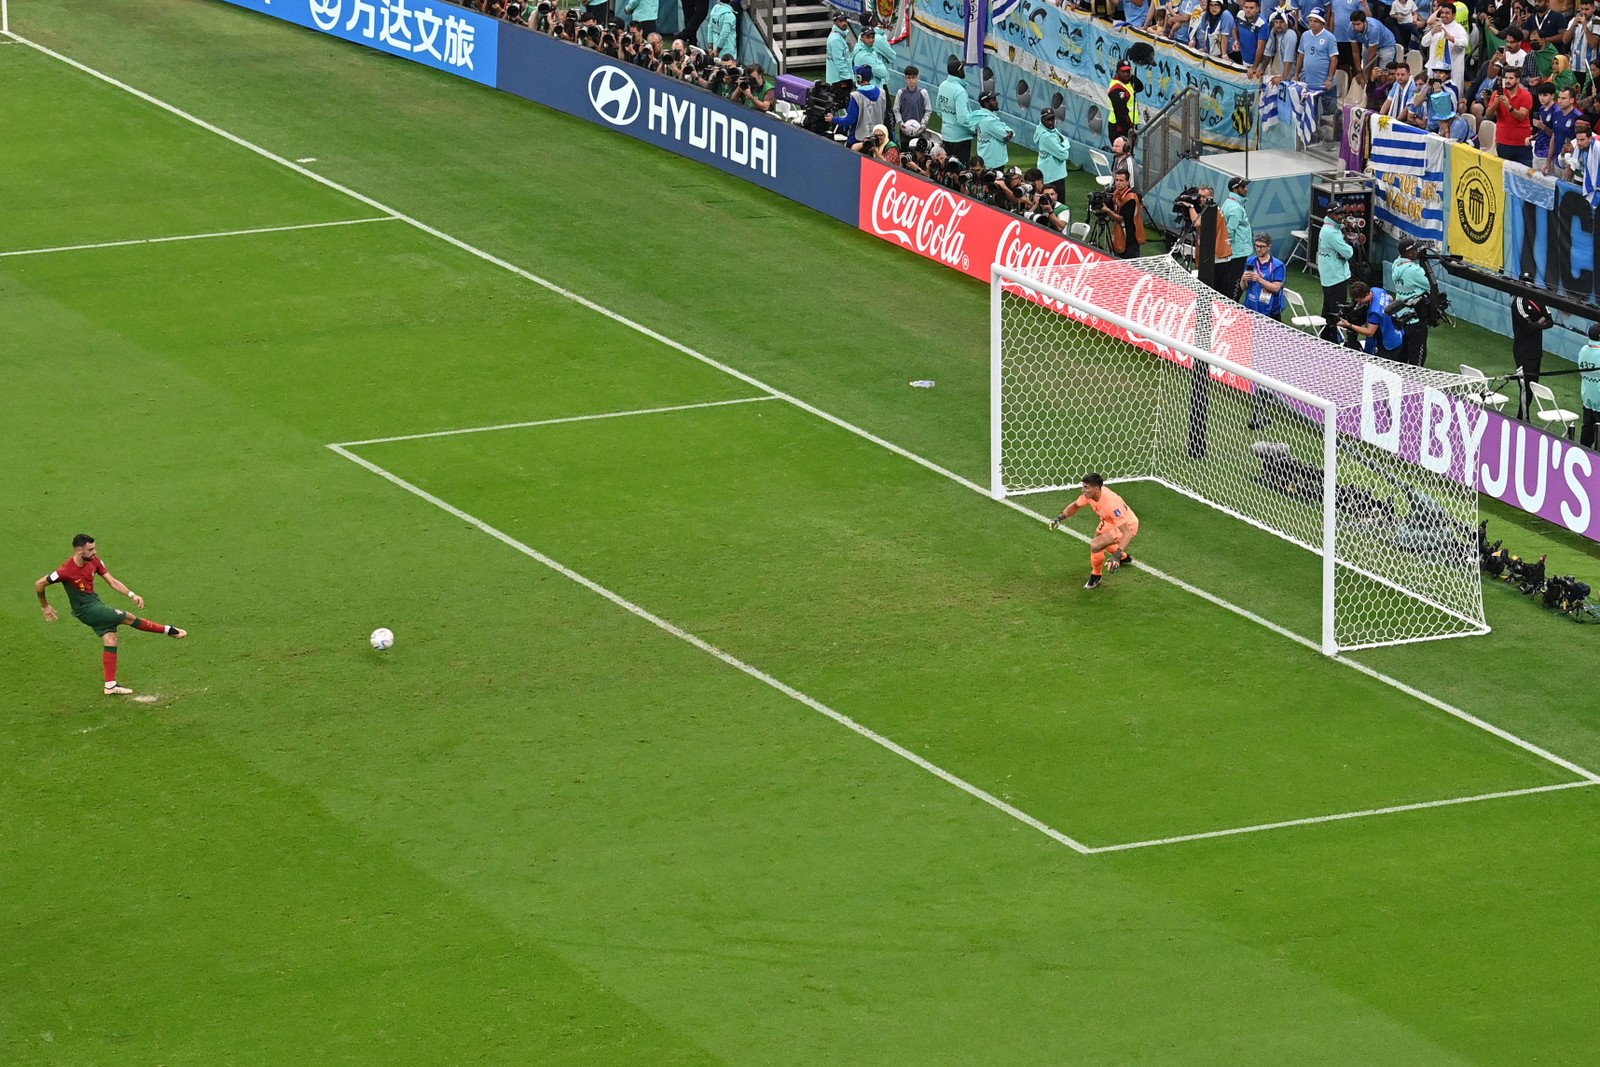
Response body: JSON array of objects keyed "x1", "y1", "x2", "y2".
[
  {"x1": 1340, "y1": 280, "x2": 1408, "y2": 361},
  {"x1": 854, "y1": 123, "x2": 895, "y2": 161},
  {"x1": 732, "y1": 63, "x2": 775, "y2": 112},
  {"x1": 1034, "y1": 185, "x2": 1071, "y2": 232},
  {"x1": 709, "y1": 52, "x2": 742, "y2": 97},
  {"x1": 964, "y1": 160, "x2": 1000, "y2": 204},
  {"x1": 1316, "y1": 202, "x2": 1358, "y2": 343},
  {"x1": 972, "y1": 91, "x2": 1016, "y2": 169},
  {"x1": 1099, "y1": 171, "x2": 1145, "y2": 259},
  {"x1": 1390, "y1": 237, "x2": 1432, "y2": 366}
]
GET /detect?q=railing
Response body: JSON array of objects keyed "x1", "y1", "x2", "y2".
[{"x1": 1136, "y1": 86, "x2": 1203, "y2": 210}]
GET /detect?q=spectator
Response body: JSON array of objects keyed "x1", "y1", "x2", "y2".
[
  {"x1": 972, "y1": 90, "x2": 1016, "y2": 168},
  {"x1": 1389, "y1": 0, "x2": 1419, "y2": 50},
  {"x1": 936, "y1": 58, "x2": 976, "y2": 165},
  {"x1": 1146, "y1": 5, "x2": 1176, "y2": 39},
  {"x1": 1380, "y1": 60, "x2": 1418, "y2": 118},
  {"x1": 1122, "y1": 0, "x2": 1153, "y2": 29},
  {"x1": 1569, "y1": 124, "x2": 1600, "y2": 205},
  {"x1": 1034, "y1": 108, "x2": 1072, "y2": 202},
  {"x1": 1241, "y1": 234, "x2": 1288, "y2": 319},
  {"x1": 1108, "y1": 60, "x2": 1143, "y2": 144},
  {"x1": 826, "y1": 12, "x2": 854, "y2": 85},
  {"x1": 1523, "y1": 0, "x2": 1567, "y2": 60},
  {"x1": 1579, "y1": 323, "x2": 1600, "y2": 449},
  {"x1": 733, "y1": 63, "x2": 775, "y2": 112},
  {"x1": 840, "y1": 66, "x2": 888, "y2": 147},
  {"x1": 1295, "y1": 9, "x2": 1339, "y2": 129},
  {"x1": 1198, "y1": 0, "x2": 1237, "y2": 59},
  {"x1": 893, "y1": 66, "x2": 933, "y2": 145},
  {"x1": 1100, "y1": 170, "x2": 1146, "y2": 258},
  {"x1": 1236, "y1": 0, "x2": 1270, "y2": 73},
  {"x1": 1486, "y1": 68, "x2": 1535, "y2": 163},
  {"x1": 1317, "y1": 201, "x2": 1356, "y2": 343},
  {"x1": 1340, "y1": 280, "x2": 1408, "y2": 360},
  {"x1": 1531, "y1": 81, "x2": 1561, "y2": 169},
  {"x1": 1550, "y1": 87, "x2": 1583, "y2": 174},
  {"x1": 1424, "y1": 71, "x2": 1460, "y2": 129},
  {"x1": 1421, "y1": 6, "x2": 1468, "y2": 93},
  {"x1": 1567, "y1": 0, "x2": 1598, "y2": 82},
  {"x1": 852, "y1": 23, "x2": 894, "y2": 88},
  {"x1": 1171, "y1": 0, "x2": 1204, "y2": 46},
  {"x1": 1331, "y1": 0, "x2": 1365, "y2": 70},
  {"x1": 1364, "y1": 60, "x2": 1395, "y2": 109},
  {"x1": 1263, "y1": 10, "x2": 1300, "y2": 80},
  {"x1": 705, "y1": 0, "x2": 738, "y2": 64},
  {"x1": 1349, "y1": 11, "x2": 1399, "y2": 86},
  {"x1": 622, "y1": 0, "x2": 657, "y2": 34}
]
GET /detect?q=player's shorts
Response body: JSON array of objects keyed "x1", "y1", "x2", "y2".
[
  {"x1": 74, "y1": 602, "x2": 126, "y2": 636},
  {"x1": 1098, "y1": 517, "x2": 1140, "y2": 540}
]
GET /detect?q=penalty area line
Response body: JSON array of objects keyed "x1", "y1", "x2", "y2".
[
  {"x1": 25, "y1": 28, "x2": 1598, "y2": 789},
  {"x1": 1087, "y1": 779, "x2": 1600, "y2": 854},
  {"x1": 333, "y1": 395, "x2": 780, "y2": 448},
  {"x1": 326, "y1": 443, "x2": 1097, "y2": 857},
  {"x1": 0, "y1": 216, "x2": 399, "y2": 259}
]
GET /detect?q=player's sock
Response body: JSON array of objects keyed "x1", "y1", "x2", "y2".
[
  {"x1": 1091, "y1": 550, "x2": 1106, "y2": 576},
  {"x1": 131, "y1": 617, "x2": 166, "y2": 634},
  {"x1": 103, "y1": 649, "x2": 118, "y2": 685}
]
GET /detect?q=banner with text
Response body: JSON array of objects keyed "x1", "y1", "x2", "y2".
[{"x1": 218, "y1": 0, "x2": 498, "y2": 84}]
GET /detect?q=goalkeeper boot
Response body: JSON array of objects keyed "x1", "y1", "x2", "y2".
[{"x1": 1084, "y1": 574, "x2": 1103, "y2": 589}]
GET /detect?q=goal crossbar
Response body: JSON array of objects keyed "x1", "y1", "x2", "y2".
[{"x1": 990, "y1": 258, "x2": 1489, "y2": 656}]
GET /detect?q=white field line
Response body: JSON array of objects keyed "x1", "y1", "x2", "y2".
[
  {"x1": 1089, "y1": 779, "x2": 1600, "y2": 854},
  {"x1": 326, "y1": 442, "x2": 1096, "y2": 856},
  {"x1": 0, "y1": 216, "x2": 397, "y2": 259},
  {"x1": 21, "y1": 30, "x2": 1600, "y2": 825},
  {"x1": 334, "y1": 395, "x2": 778, "y2": 448}
]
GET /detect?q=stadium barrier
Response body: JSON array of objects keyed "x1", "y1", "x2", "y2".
[{"x1": 210, "y1": 0, "x2": 1600, "y2": 545}]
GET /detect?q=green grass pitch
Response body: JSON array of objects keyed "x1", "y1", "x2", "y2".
[{"x1": 5, "y1": 2, "x2": 1600, "y2": 1063}]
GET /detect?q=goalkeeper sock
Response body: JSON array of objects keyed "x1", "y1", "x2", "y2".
[{"x1": 1091, "y1": 550, "x2": 1106, "y2": 576}]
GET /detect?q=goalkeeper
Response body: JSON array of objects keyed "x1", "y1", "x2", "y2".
[{"x1": 1049, "y1": 473, "x2": 1140, "y2": 589}]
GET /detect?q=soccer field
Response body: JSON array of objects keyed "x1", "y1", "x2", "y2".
[{"x1": 6, "y1": 3, "x2": 1600, "y2": 1063}]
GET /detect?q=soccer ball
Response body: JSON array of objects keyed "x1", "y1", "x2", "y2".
[{"x1": 370, "y1": 627, "x2": 395, "y2": 651}]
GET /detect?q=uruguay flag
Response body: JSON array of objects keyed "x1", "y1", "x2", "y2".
[{"x1": 963, "y1": 0, "x2": 1022, "y2": 66}]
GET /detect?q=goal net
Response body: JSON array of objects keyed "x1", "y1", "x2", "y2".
[{"x1": 991, "y1": 255, "x2": 1489, "y2": 655}]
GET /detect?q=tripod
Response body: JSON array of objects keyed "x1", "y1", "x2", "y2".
[{"x1": 1087, "y1": 211, "x2": 1115, "y2": 251}]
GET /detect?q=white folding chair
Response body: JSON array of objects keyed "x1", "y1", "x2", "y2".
[
  {"x1": 1284, "y1": 287, "x2": 1325, "y2": 333},
  {"x1": 1069, "y1": 221, "x2": 1091, "y2": 241},
  {"x1": 1478, "y1": 119, "x2": 1497, "y2": 153},
  {"x1": 1406, "y1": 50, "x2": 1423, "y2": 76},
  {"x1": 1529, "y1": 381, "x2": 1580, "y2": 437},
  {"x1": 1088, "y1": 149, "x2": 1113, "y2": 189},
  {"x1": 1459, "y1": 364, "x2": 1510, "y2": 410},
  {"x1": 1286, "y1": 228, "x2": 1317, "y2": 275}
]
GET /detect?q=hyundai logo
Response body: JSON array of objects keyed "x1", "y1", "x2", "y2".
[{"x1": 588, "y1": 65, "x2": 641, "y2": 127}]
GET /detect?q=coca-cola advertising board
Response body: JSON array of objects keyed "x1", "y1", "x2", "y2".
[{"x1": 856, "y1": 160, "x2": 1258, "y2": 391}]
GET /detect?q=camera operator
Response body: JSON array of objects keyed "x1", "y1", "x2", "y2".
[
  {"x1": 1390, "y1": 237, "x2": 1432, "y2": 365},
  {"x1": 1511, "y1": 273, "x2": 1553, "y2": 420},
  {"x1": 1579, "y1": 323, "x2": 1600, "y2": 449},
  {"x1": 732, "y1": 63, "x2": 775, "y2": 112},
  {"x1": 1098, "y1": 170, "x2": 1146, "y2": 258},
  {"x1": 1340, "y1": 280, "x2": 1407, "y2": 361},
  {"x1": 1316, "y1": 202, "x2": 1357, "y2": 343},
  {"x1": 839, "y1": 65, "x2": 888, "y2": 148},
  {"x1": 1182, "y1": 185, "x2": 1233, "y2": 275}
]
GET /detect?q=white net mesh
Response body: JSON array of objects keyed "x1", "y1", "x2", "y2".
[{"x1": 994, "y1": 255, "x2": 1488, "y2": 653}]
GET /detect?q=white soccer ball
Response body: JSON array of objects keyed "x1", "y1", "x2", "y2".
[{"x1": 370, "y1": 627, "x2": 394, "y2": 651}]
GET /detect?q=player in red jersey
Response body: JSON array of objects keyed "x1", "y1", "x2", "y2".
[
  {"x1": 1049, "y1": 473, "x2": 1140, "y2": 589},
  {"x1": 35, "y1": 534, "x2": 187, "y2": 696}
]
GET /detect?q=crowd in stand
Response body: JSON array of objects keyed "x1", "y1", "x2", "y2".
[{"x1": 1112, "y1": 0, "x2": 1600, "y2": 187}]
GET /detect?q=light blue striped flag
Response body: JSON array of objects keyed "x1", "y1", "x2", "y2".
[
  {"x1": 1370, "y1": 117, "x2": 1445, "y2": 242},
  {"x1": 1503, "y1": 161, "x2": 1555, "y2": 211},
  {"x1": 962, "y1": 0, "x2": 992, "y2": 65},
  {"x1": 1368, "y1": 114, "x2": 1428, "y2": 175},
  {"x1": 1258, "y1": 78, "x2": 1280, "y2": 130}
]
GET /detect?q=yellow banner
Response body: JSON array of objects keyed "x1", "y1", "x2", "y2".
[{"x1": 1448, "y1": 143, "x2": 1504, "y2": 272}]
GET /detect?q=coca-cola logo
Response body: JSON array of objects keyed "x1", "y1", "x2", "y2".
[
  {"x1": 869, "y1": 170, "x2": 972, "y2": 272},
  {"x1": 995, "y1": 219, "x2": 1097, "y2": 277}
]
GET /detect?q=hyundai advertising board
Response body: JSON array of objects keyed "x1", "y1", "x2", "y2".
[{"x1": 497, "y1": 30, "x2": 860, "y2": 224}]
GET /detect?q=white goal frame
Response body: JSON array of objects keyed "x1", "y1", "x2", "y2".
[{"x1": 990, "y1": 260, "x2": 1489, "y2": 657}]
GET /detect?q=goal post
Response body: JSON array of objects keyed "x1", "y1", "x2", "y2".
[{"x1": 991, "y1": 256, "x2": 1489, "y2": 656}]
